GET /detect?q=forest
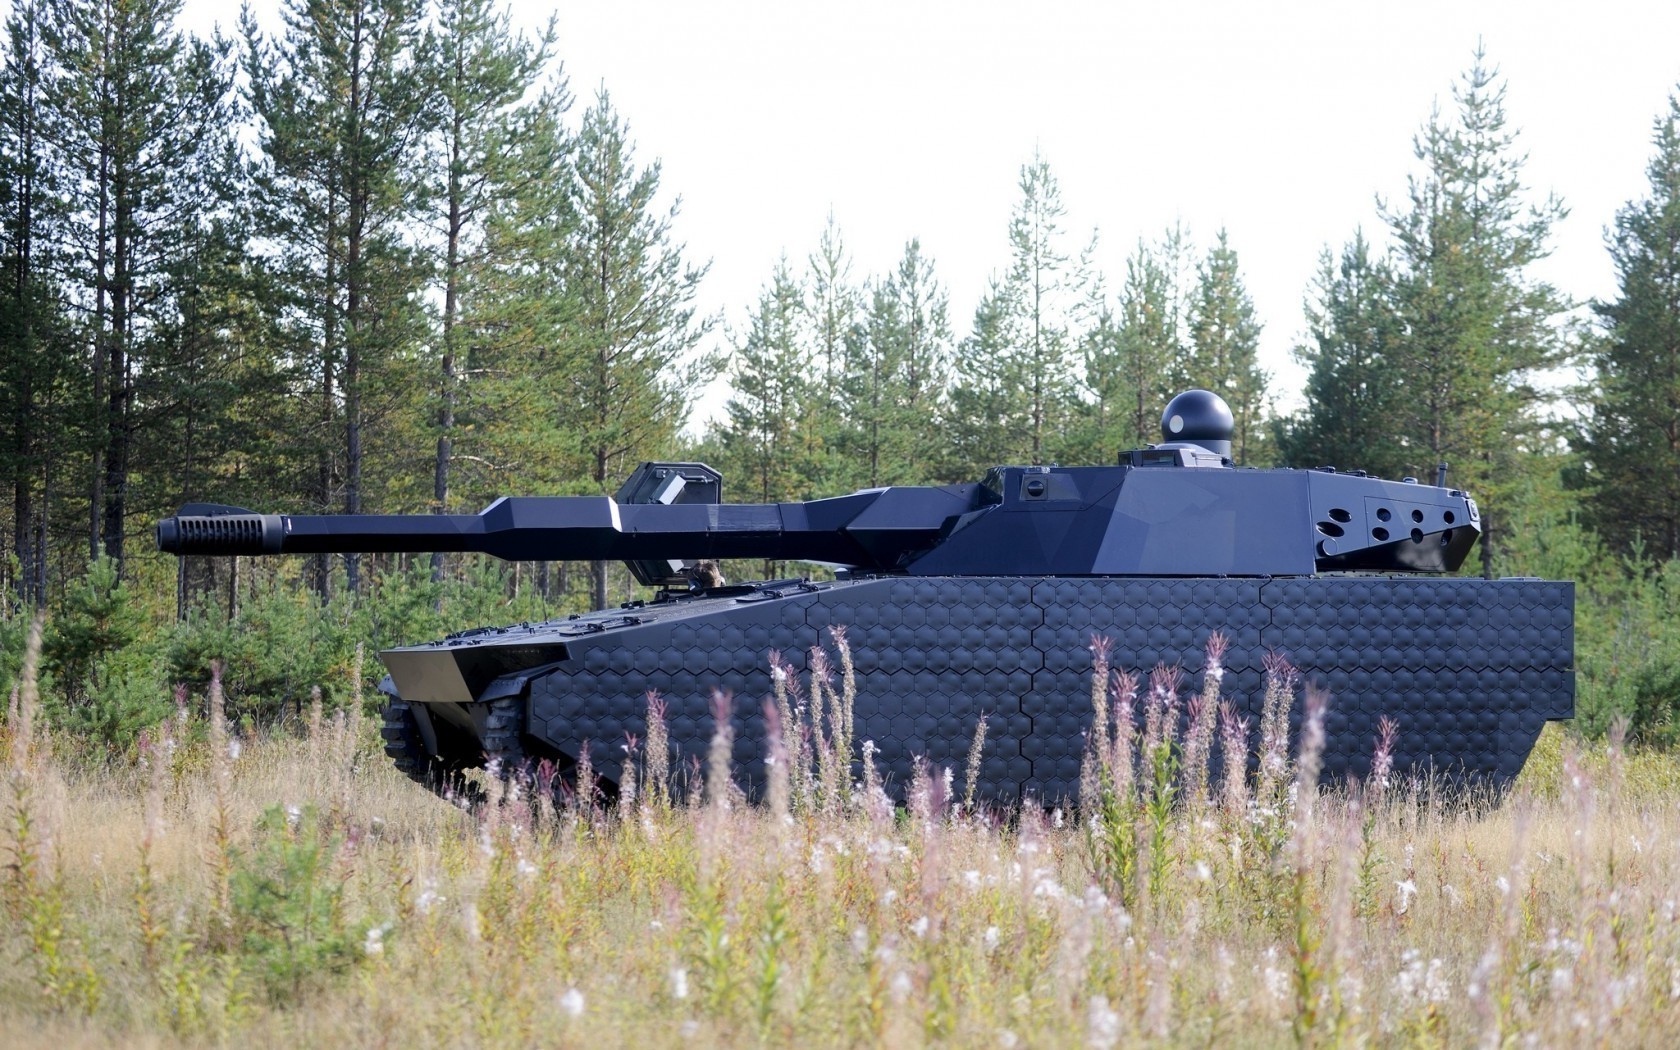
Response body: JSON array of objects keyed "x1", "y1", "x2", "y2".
[{"x1": 2, "y1": 0, "x2": 1680, "y2": 750}]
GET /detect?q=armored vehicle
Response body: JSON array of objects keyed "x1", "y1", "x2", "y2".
[{"x1": 156, "y1": 391, "x2": 1573, "y2": 803}]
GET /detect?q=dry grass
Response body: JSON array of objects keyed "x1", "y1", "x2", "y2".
[{"x1": 3, "y1": 630, "x2": 1679, "y2": 1048}]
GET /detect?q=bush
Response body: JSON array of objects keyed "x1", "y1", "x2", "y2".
[{"x1": 231, "y1": 804, "x2": 370, "y2": 1002}]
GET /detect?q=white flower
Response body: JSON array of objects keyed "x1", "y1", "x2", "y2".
[
  {"x1": 962, "y1": 869, "x2": 982, "y2": 889},
  {"x1": 1086, "y1": 994, "x2": 1121, "y2": 1049},
  {"x1": 851, "y1": 927, "x2": 870, "y2": 956},
  {"x1": 1395, "y1": 879, "x2": 1418, "y2": 914},
  {"x1": 1195, "y1": 861, "x2": 1212, "y2": 882},
  {"x1": 559, "y1": 988, "x2": 585, "y2": 1017},
  {"x1": 889, "y1": 970, "x2": 912, "y2": 1001},
  {"x1": 227, "y1": 738, "x2": 242, "y2": 760},
  {"x1": 909, "y1": 915, "x2": 929, "y2": 938},
  {"x1": 670, "y1": 967, "x2": 689, "y2": 1000},
  {"x1": 997, "y1": 1030, "x2": 1019, "y2": 1049},
  {"x1": 984, "y1": 926, "x2": 1000, "y2": 951},
  {"x1": 363, "y1": 926, "x2": 384, "y2": 957}
]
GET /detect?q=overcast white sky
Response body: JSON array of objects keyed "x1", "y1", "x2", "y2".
[{"x1": 186, "y1": 0, "x2": 1680, "y2": 426}]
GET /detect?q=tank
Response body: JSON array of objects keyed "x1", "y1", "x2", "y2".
[{"x1": 156, "y1": 390, "x2": 1574, "y2": 803}]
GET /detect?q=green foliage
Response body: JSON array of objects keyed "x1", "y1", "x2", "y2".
[
  {"x1": 40, "y1": 557, "x2": 168, "y2": 749},
  {"x1": 230, "y1": 803, "x2": 368, "y2": 1002},
  {"x1": 1277, "y1": 233, "x2": 1407, "y2": 475},
  {"x1": 1580, "y1": 90, "x2": 1680, "y2": 561},
  {"x1": 1185, "y1": 229, "x2": 1270, "y2": 465}
]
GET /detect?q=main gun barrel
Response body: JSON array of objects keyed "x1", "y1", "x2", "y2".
[{"x1": 155, "y1": 487, "x2": 973, "y2": 574}]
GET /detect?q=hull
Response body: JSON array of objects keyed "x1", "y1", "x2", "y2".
[{"x1": 379, "y1": 575, "x2": 1575, "y2": 803}]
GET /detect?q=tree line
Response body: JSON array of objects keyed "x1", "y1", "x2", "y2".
[{"x1": 3, "y1": 3, "x2": 1680, "y2": 617}]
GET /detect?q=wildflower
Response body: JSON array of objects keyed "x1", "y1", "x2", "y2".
[
  {"x1": 1052, "y1": 807, "x2": 1064, "y2": 829},
  {"x1": 363, "y1": 926, "x2": 385, "y2": 957},
  {"x1": 670, "y1": 967, "x2": 689, "y2": 1000},
  {"x1": 1194, "y1": 861, "x2": 1212, "y2": 882},
  {"x1": 227, "y1": 737, "x2": 242, "y2": 760},
  {"x1": 962, "y1": 869, "x2": 982, "y2": 889},
  {"x1": 1395, "y1": 879, "x2": 1418, "y2": 914},
  {"x1": 1087, "y1": 994, "x2": 1121, "y2": 1049},
  {"x1": 909, "y1": 915, "x2": 929, "y2": 938},
  {"x1": 851, "y1": 927, "x2": 870, "y2": 956},
  {"x1": 416, "y1": 887, "x2": 443, "y2": 915},
  {"x1": 559, "y1": 988, "x2": 585, "y2": 1017},
  {"x1": 286, "y1": 804, "x2": 301, "y2": 827},
  {"x1": 984, "y1": 926, "x2": 1000, "y2": 951},
  {"x1": 997, "y1": 1030, "x2": 1019, "y2": 1049},
  {"x1": 889, "y1": 970, "x2": 912, "y2": 1001}
]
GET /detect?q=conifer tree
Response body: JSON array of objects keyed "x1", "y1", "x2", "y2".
[
  {"x1": 1185, "y1": 229, "x2": 1268, "y2": 464},
  {"x1": 799, "y1": 215, "x2": 855, "y2": 489},
  {"x1": 562, "y1": 90, "x2": 710, "y2": 609},
  {"x1": 1277, "y1": 233, "x2": 1406, "y2": 476},
  {"x1": 1381, "y1": 50, "x2": 1569, "y2": 576},
  {"x1": 842, "y1": 239, "x2": 952, "y2": 487},
  {"x1": 45, "y1": 0, "x2": 234, "y2": 570},
  {"x1": 244, "y1": 0, "x2": 429, "y2": 596},
  {"x1": 1086, "y1": 233, "x2": 1185, "y2": 454},
  {"x1": 716, "y1": 261, "x2": 809, "y2": 579},
  {"x1": 1582, "y1": 90, "x2": 1680, "y2": 559},
  {"x1": 949, "y1": 152, "x2": 1077, "y2": 470},
  {"x1": 0, "y1": 0, "x2": 70, "y2": 604},
  {"x1": 420, "y1": 0, "x2": 558, "y2": 583}
]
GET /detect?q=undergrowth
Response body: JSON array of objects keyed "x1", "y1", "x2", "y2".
[{"x1": 1, "y1": 623, "x2": 1677, "y2": 1048}]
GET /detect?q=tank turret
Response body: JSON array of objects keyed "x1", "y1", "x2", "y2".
[{"x1": 158, "y1": 399, "x2": 1481, "y2": 581}]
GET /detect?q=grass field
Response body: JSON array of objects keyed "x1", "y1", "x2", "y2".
[{"x1": 3, "y1": 626, "x2": 1679, "y2": 1048}]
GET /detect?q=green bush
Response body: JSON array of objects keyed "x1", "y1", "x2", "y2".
[{"x1": 231, "y1": 804, "x2": 370, "y2": 1002}]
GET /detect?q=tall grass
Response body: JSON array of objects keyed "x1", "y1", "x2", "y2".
[{"x1": 1, "y1": 628, "x2": 1677, "y2": 1047}]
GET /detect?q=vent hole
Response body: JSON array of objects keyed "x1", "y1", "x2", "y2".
[
  {"x1": 1443, "y1": 511, "x2": 1455, "y2": 524},
  {"x1": 1316, "y1": 521, "x2": 1345, "y2": 538},
  {"x1": 1376, "y1": 507, "x2": 1392, "y2": 522},
  {"x1": 1411, "y1": 509, "x2": 1424, "y2": 523},
  {"x1": 1328, "y1": 507, "x2": 1352, "y2": 523},
  {"x1": 1410, "y1": 528, "x2": 1424, "y2": 543},
  {"x1": 1372, "y1": 527, "x2": 1390, "y2": 542}
]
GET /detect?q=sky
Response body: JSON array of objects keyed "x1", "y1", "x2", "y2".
[{"x1": 183, "y1": 0, "x2": 1680, "y2": 428}]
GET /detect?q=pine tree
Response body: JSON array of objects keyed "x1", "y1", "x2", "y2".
[
  {"x1": 1277, "y1": 233, "x2": 1407, "y2": 476},
  {"x1": 419, "y1": 0, "x2": 558, "y2": 584},
  {"x1": 842, "y1": 239, "x2": 952, "y2": 487},
  {"x1": 44, "y1": 0, "x2": 234, "y2": 570},
  {"x1": 1382, "y1": 49, "x2": 1570, "y2": 576},
  {"x1": 563, "y1": 90, "x2": 710, "y2": 609},
  {"x1": 244, "y1": 0, "x2": 429, "y2": 596},
  {"x1": 716, "y1": 261, "x2": 809, "y2": 579},
  {"x1": 949, "y1": 152, "x2": 1078, "y2": 471},
  {"x1": 0, "y1": 0, "x2": 72, "y2": 604},
  {"x1": 945, "y1": 280, "x2": 1019, "y2": 478},
  {"x1": 799, "y1": 215, "x2": 855, "y2": 490},
  {"x1": 1083, "y1": 232, "x2": 1185, "y2": 455},
  {"x1": 1582, "y1": 90, "x2": 1680, "y2": 559},
  {"x1": 1185, "y1": 229, "x2": 1268, "y2": 464}
]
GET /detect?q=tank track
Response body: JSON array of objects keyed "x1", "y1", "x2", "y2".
[
  {"x1": 380, "y1": 698, "x2": 481, "y2": 802},
  {"x1": 482, "y1": 696, "x2": 526, "y2": 779}
]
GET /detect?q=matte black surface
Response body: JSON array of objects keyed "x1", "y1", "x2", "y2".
[
  {"x1": 384, "y1": 575, "x2": 1574, "y2": 802},
  {"x1": 157, "y1": 461, "x2": 1482, "y2": 578}
]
